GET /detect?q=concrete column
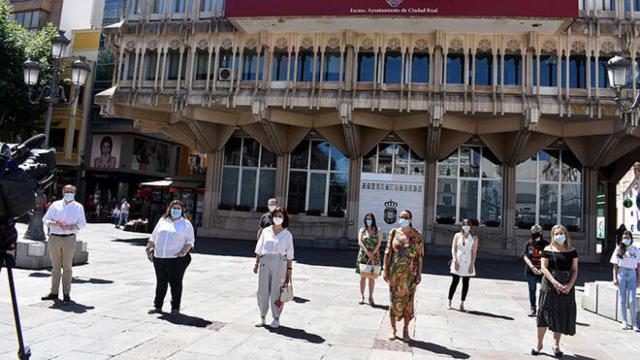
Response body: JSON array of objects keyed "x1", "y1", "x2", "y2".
[
  {"x1": 583, "y1": 167, "x2": 599, "y2": 259},
  {"x1": 423, "y1": 160, "x2": 437, "y2": 243},
  {"x1": 347, "y1": 157, "x2": 363, "y2": 241},
  {"x1": 503, "y1": 164, "x2": 517, "y2": 251},
  {"x1": 275, "y1": 153, "x2": 290, "y2": 206},
  {"x1": 203, "y1": 150, "x2": 224, "y2": 229}
]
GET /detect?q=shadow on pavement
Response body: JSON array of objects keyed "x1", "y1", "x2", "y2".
[
  {"x1": 157, "y1": 313, "x2": 214, "y2": 328},
  {"x1": 465, "y1": 310, "x2": 514, "y2": 321},
  {"x1": 368, "y1": 303, "x2": 389, "y2": 311},
  {"x1": 49, "y1": 301, "x2": 95, "y2": 313},
  {"x1": 266, "y1": 325, "x2": 325, "y2": 344},
  {"x1": 406, "y1": 339, "x2": 470, "y2": 359},
  {"x1": 293, "y1": 296, "x2": 310, "y2": 304},
  {"x1": 29, "y1": 272, "x2": 114, "y2": 284}
]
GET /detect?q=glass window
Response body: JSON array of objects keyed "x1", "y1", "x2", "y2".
[
  {"x1": 297, "y1": 51, "x2": 314, "y2": 82},
  {"x1": 287, "y1": 171, "x2": 307, "y2": 213},
  {"x1": 241, "y1": 138, "x2": 260, "y2": 167},
  {"x1": 539, "y1": 184, "x2": 558, "y2": 229},
  {"x1": 410, "y1": 150, "x2": 425, "y2": 176},
  {"x1": 219, "y1": 49, "x2": 233, "y2": 69},
  {"x1": 481, "y1": 180, "x2": 502, "y2": 225},
  {"x1": 377, "y1": 143, "x2": 393, "y2": 174},
  {"x1": 167, "y1": 50, "x2": 180, "y2": 80},
  {"x1": 329, "y1": 173, "x2": 348, "y2": 217},
  {"x1": 561, "y1": 150, "x2": 581, "y2": 183},
  {"x1": 324, "y1": 52, "x2": 342, "y2": 81},
  {"x1": 126, "y1": 53, "x2": 136, "y2": 80},
  {"x1": 357, "y1": 52, "x2": 375, "y2": 82},
  {"x1": 290, "y1": 141, "x2": 309, "y2": 169},
  {"x1": 201, "y1": 0, "x2": 214, "y2": 12},
  {"x1": 257, "y1": 169, "x2": 276, "y2": 206},
  {"x1": 195, "y1": 50, "x2": 209, "y2": 80},
  {"x1": 394, "y1": 144, "x2": 409, "y2": 174},
  {"x1": 533, "y1": 55, "x2": 558, "y2": 87},
  {"x1": 310, "y1": 141, "x2": 330, "y2": 170},
  {"x1": 516, "y1": 155, "x2": 537, "y2": 180},
  {"x1": 272, "y1": 51, "x2": 289, "y2": 81},
  {"x1": 145, "y1": 51, "x2": 157, "y2": 81},
  {"x1": 475, "y1": 53, "x2": 493, "y2": 86},
  {"x1": 308, "y1": 173, "x2": 327, "y2": 213},
  {"x1": 363, "y1": 147, "x2": 377, "y2": 173},
  {"x1": 539, "y1": 150, "x2": 560, "y2": 182},
  {"x1": 481, "y1": 149, "x2": 501, "y2": 178},
  {"x1": 223, "y1": 137, "x2": 241, "y2": 165},
  {"x1": 411, "y1": 52, "x2": 429, "y2": 83},
  {"x1": 446, "y1": 53, "x2": 465, "y2": 84},
  {"x1": 330, "y1": 145, "x2": 349, "y2": 172},
  {"x1": 459, "y1": 147, "x2": 480, "y2": 178},
  {"x1": 459, "y1": 180, "x2": 479, "y2": 221},
  {"x1": 242, "y1": 50, "x2": 257, "y2": 80},
  {"x1": 260, "y1": 148, "x2": 276, "y2": 168},
  {"x1": 384, "y1": 51, "x2": 402, "y2": 84},
  {"x1": 503, "y1": 54, "x2": 521, "y2": 86},
  {"x1": 561, "y1": 184, "x2": 582, "y2": 231},
  {"x1": 240, "y1": 169, "x2": 257, "y2": 207},
  {"x1": 516, "y1": 181, "x2": 536, "y2": 228},
  {"x1": 220, "y1": 167, "x2": 239, "y2": 205},
  {"x1": 436, "y1": 178, "x2": 457, "y2": 221},
  {"x1": 569, "y1": 55, "x2": 586, "y2": 88},
  {"x1": 152, "y1": 0, "x2": 164, "y2": 14}
]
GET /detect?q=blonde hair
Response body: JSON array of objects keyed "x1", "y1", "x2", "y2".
[{"x1": 550, "y1": 224, "x2": 572, "y2": 249}]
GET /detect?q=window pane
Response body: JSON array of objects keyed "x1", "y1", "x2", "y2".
[
  {"x1": 223, "y1": 138, "x2": 241, "y2": 165},
  {"x1": 329, "y1": 173, "x2": 347, "y2": 217},
  {"x1": 297, "y1": 51, "x2": 314, "y2": 81},
  {"x1": 258, "y1": 169, "x2": 276, "y2": 207},
  {"x1": 377, "y1": 143, "x2": 393, "y2": 174},
  {"x1": 260, "y1": 147, "x2": 276, "y2": 168},
  {"x1": 516, "y1": 181, "x2": 536, "y2": 228},
  {"x1": 330, "y1": 145, "x2": 349, "y2": 172},
  {"x1": 410, "y1": 150, "x2": 425, "y2": 176},
  {"x1": 411, "y1": 52, "x2": 429, "y2": 83},
  {"x1": 384, "y1": 52, "x2": 402, "y2": 84},
  {"x1": 290, "y1": 141, "x2": 309, "y2": 169},
  {"x1": 569, "y1": 55, "x2": 586, "y2": 89},
  {"x1": 195, "y1": 51, "x2": 208, "y2": 80},
  {"x1": 362, "y1": 147, "x2": 377, "y2": 173},
  {"x1": 219, "y1": 49, "x2": 233, "y2": 68},
  {"x1": 436, "y1": 178, "x2": 457, "y2": 221},
  {"x1": 459, "y1": 180, "x2": 479, "y2": 221},
  {"x1": 242, "y1": 50, "x2": 257, "y2": 80},
  {"x1": 201, "y1": 0, "x2": 213, "y2": 11},
  {"x1": 561, "y1": 150, "x2": 581, "y2": 183},
  {"x1": 311, "y1": 141, "x2": 330, "y2": 170},
  {"x1": 357, "y1": 52, "x2": 375, "y2": 82},
  {"x1": 475, "y1": 53, "x2": 493, "y2": 86},
  {"x1": 561, "y1": 184, "x2": 582, "y2": 231},
  {"x1": 394, "y1": 144, "x2": 409, "y2": 174},
  {"x1": 516, "y1": 156, "x2": 537, "y2": 181},
  {"x1": 438, "y1": 150, "x2": 458, "y2": 177},
  {"x1": 241, "y1": 138, "x2": 260, "y2": 167},
  {"x1": 446, "y1": 54, "x2": 464, "y2": 84},
  {"x1": 539, "y1": 184, "x2": 558, "y2": 229},
  {"x1": 460, "y1": 147, "x2": 480, "y2": 178},
  {"x1": 272, "y1": 52, "x2": 289, "y2": 81},
  {"x1": 503, "y1": 54, "x2": 521, "y2": 86},
  {"x1": 481, "y1": 180, "x2": 502, "y2": 226},
  {"x1": 539, "y1": 150, "x2": 560, "y2": 182},
  {"x1": 220, "y1": 167, "x2": 239, "y2": 205},
  {"x1": 308, "y1": 173, "x2": 327, "y2": 213},
  {"x1": 240, "y1": 169, "x2": 257, "y2": 208},
  {"x1": 168, "y1": 51, "x2": 179, "y2": 80},
  {"x1": 287, "y1": 171, "x2": 307, "y2": 213},
  {"x1": 481, "y1": 149, "x2": 502, "y2": 178},
  {"x1": 324, "y1": 52, "x2": 341, "y2": 81},
  {"x1": 539, "y1": 55, "x2": 558, "y2": 87},
  {"x1": 126, "y1": 53, "x2": 136, "y2": 80},
  {"x1": 145, "y1": 52, "x2": 157, "y2": 80}
]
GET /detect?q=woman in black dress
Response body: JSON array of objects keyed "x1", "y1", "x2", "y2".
[{"x1": 532, "y1": 225, "x2": 578, "y2": 358}]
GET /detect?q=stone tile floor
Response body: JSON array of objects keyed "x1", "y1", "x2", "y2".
[{"x1": 0, "y1": 224, "x2": 636, "y2": 359}]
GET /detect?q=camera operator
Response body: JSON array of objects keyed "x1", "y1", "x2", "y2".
[{"x1": 40, "y1": 185, "x2": 86, "y2": 304}]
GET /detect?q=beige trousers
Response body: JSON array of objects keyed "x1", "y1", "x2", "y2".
[
  {"x1": 257, "y1": 254, "x2": 288, "y2": 319},
  {"x1": 48, "y1": 235, "x2": 76, "y2": 295}
]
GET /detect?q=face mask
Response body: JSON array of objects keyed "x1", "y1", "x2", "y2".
[
  {"x1": 268, "y1": 205, "x2": 277, "y2": 212},
  {"x1": 273, "y1": 217, "x2": 284, "y2": 226},
  {"x1": 398, "y1": 218, "x2": 410, "y2": 228},
  {"x1": 170, "y1": 209, "x2": 182, "y2": 218},
  {"x1": 462, "y1": 225, "x2": 470, "y2": 233},
  {"x1": 63, "y1": 193, "x2": 75, "y2": 202},
  {"x1": 555, "y1": 234, "x2": 566, "y2": 245},
  {"x1": 622, "y1": 238, "x2": 632, "y2": 246},
  {"x1": 532, "y1": 233, "x2": 541, "y2": 239},
  {"x1": 365, "y1": 220, "x2": 373, "y2": 227}
]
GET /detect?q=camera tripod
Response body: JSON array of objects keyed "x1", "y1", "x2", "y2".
[{"x1": 0, "y1": 250, "x2": 31, "y2": 360}]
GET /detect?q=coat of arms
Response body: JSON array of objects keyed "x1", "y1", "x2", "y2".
[
  {"x1": 386, "y1": 0, "x2": 404, "y2": 7},
  {"x1": 384, "y1": 199, "x2": 398, "y2": 224}
]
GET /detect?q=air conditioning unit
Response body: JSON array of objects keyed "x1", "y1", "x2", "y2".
[{"x1": 218, "y1": 68, "x2": 232, "y2": 81}]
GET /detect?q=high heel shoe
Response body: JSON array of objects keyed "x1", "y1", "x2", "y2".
[
  {"x1": 530, "y1": 346, "x2": 542, "y2": 356},
  {"x1": 552, "y1": 346, "x2": 563, "y2": 358}
]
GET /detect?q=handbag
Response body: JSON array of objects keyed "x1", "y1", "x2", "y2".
[
  {"x1": 359, "y1": 259, "x2": 381, "y2": 279},
  {"x1": 280, "y1": 279, "x2": 294, "y2": 303}
]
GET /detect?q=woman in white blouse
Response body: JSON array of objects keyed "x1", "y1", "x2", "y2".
[
  {"x1": 253, "y1": 207, "x2": 294, "y2": 329},
  {"x1": 611, "y1": 230, "x2": 640, "y2": 331},
  {"x1": 448, "y1": 218, "x2": 479, "y2": 312},
  {"x1": 145, "y1": 200, "x2": 195, "y2": 315}
]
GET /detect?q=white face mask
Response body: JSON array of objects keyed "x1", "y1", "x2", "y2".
[
  {"x1": 622, "y1": 238, "x2": 632, "y2": 246},
  {"x1": 272, "y1": 217, "x2": 284, "y2": 226},
  {"x1": 268, "y1": 205, "x2": 277, "y2": 212}
]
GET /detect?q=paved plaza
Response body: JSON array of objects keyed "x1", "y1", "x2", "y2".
[{"x1": 0, "y1": 224, "x2": 636, "y2": 359}]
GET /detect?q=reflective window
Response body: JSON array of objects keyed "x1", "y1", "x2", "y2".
[
  {"x1": 411, "y1": 52, "x2": 429, "y2": 83},
  {"x1": 384, "y1": 51, "x2": 402, "y2": 84},
  {"x1": 358, "y1": 52, "x2": 375, "y2": 82},
  {"x1": 324, "y1": 52, "x2": 342, "y2": 81},
  {"x1": 569, "y1": 55, "x2": 587, "y2": 88},
  {"x1": 194, "y1": 50, "x2": 209, "y2": 80},
  {"x1": 167, "y1": 50, "x2": 180, "y2": 80},
  {"x1": 475, "y1": 53, "x2": 493, "y2": 86},
  {"x1": 242, "y1": 49, "x2": 257, "y2": 80},
  {"x1": 297, "y1": 51, "x2": 314, "y2": 82},
  {"x1": 272, "y1": 51, "x2": 289, "y2": 81},
  {"x1": 218, "y1": 49, "x2": 233, "y2": 69},
  {"x1": 201, "y1": 0, "x2": 214, "y2": 12},
  {"x1": 533, "y1": 55, "x2": 558, "y2": 87},
  {"x1": 361, "y1": 143, "x2": 424, "y2": 176},
  {"x1": 590, "y1": 57, "x2": 610, "y2": 88},
  {"x1": 144, "y1": 51, "x2": 157, "y2": 81},
  {"x1": 446, "y1": 53, "x2": 465, "y2": 84},
  {"x1": 152, "y1": 0, "x2": 164, "y2": 14},
  {"x1": 503, "y1": 54, "x2": 522, "y2": 86},
  {"x1": 126, "y1": 53, "x2": 136, "y2": 80}
]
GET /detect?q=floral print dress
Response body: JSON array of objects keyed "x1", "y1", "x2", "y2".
[
  {"x1": 385, "y1": 227, "x2": 424, "y2": 321},
  {"x1": 356, "y1": 228, "x2": 381, "y2": 274}
]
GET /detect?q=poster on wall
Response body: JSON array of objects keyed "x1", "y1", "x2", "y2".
[
  {"x1": 131, "y1": 138, "x2": 170, "y2": 173},
  {"x1": 358, "y1": 172, "x2": 425, "y2": 242},
  {"x1": 90, "y1": 135, "x2": 122, "y2": 169}
]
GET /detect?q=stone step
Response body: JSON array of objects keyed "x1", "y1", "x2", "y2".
[{"x1": 582, "y1": 281, "x2": 640, "y2": 324}]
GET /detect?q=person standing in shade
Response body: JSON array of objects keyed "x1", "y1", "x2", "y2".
[
  {"x1": 118, "y1": 199, "x2": 130, "y2": 229},
  {"x1": 257, "y1": 198, "x2": 277, "y2": 240},
  {"x1": 356, "y1": 212, "x2": 382, "y2": 305},
  {"x1": 383, "y1": 209, "x2": 424, "y2": 341},
  {"x1": 448, "y1": 219, "x2": 478, "y2": 312},
  {"x1": 145, "y1": 200, "x2": 195, "y2": 315},
  {"x1": 41, "y1": 185, "x2": 87, "y2": 304},
  {"x1": 523, "y1": 224, "x2": 549, "y2": 317},
  {"x1": 610, "y1": 230, "x2": 640, "y2": 331},
  {"x1": 253, "y1": 207, "x2": 294, "y2": 329},
  {"x1": 532, "y1": 225, "x2": 578, "y2": 358}
]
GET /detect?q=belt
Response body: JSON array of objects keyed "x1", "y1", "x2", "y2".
[{"x1": 51, "y1": 233, "x2": 75, "y2": 237}]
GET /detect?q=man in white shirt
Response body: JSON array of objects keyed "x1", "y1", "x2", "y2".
[{"x1": 41, "y1": 184, "x2": 86, "y2": 303}]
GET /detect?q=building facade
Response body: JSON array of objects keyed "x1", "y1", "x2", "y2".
[{"x1": 98, "y1": 0, "x2": 640, "y2": 261}]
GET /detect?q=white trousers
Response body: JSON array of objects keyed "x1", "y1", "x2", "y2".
[{"x1": 257, "y1": 254, "x2": 287, "y2": 319}]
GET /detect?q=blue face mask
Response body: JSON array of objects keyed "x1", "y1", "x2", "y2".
[
  {"x1": 462, "y1": 225, "x2": 471, "y2": 233},
  {"x1": 398, "y1": 218, "x2": 410, "y2": 228},
  {"x1": 171, "y1": 209, "x2": 182, "y2": 219},
  {"x1": 63, "y1": 193, "x2": 75, "y2": 202},
  {"x1": 365, "y1": 219, "x2": 373, "y2": 227},
  {"x1": 555, "y1": 234, "x2": 566, "y2": 245}
]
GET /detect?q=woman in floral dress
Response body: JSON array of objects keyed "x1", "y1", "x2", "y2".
[
  {"x1": 356, "y1": 213, "x2": 382, "y2": 305},
  {"x1": 383, "y1": 209, "x2": 424, "y2": 341}
]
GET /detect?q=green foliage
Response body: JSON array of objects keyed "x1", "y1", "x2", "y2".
[{"x1": 0, "y1": 0, "x2": 58, "y2": 142}]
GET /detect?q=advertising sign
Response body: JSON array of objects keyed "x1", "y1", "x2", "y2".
[
  {"x1": 91, "y1": 135, "x2": 122, "y2": 169},
  {"x1": 131, "y1": 138, "x2": 170, "y2": 174}
]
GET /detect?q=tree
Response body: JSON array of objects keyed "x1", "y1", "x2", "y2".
[{"x1": 0, "y1": 0, "x2": 57, "y2": 142}]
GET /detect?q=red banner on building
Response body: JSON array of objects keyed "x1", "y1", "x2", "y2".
[{"x1": 226, "y1": 0, "x2": 577, "y2": 19}]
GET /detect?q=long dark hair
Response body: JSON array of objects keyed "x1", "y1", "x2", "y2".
[
  {"x1": 363, "y1": 212, "x2": 378, "y2": 232},
  {"x1": 270, "y1": 207, "x2": 289, "y2": 228},
  {"x1": 618, "y1": 230, "x2": 634, "y2": 259},
  {"x1": 460, "y1": 218, "x2": 475, "y2": 236},
  {"x1": 401, "y1": 209, "x2": 413, "y2": 228},
  {"x1": 164, "y1": 200, "x2": 188, "y2": 219}
]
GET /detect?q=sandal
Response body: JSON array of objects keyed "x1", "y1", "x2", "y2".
[
  {"x1": 531, "y1": 345, "x2": 543, "y2": 356},
  {"x1": 552, "y1": 346, "x2": 563, "y2": 358}
]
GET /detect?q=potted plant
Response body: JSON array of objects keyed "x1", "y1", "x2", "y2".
[
  {"x1": 327, "y1": 208, "x2": 345, "y2": 218},
  {"x1": 305, "y1": 209, "x2": 322, "y2": 216},
  {"x1": 436, "y1": 216, "x2": 455, "y2": 225},
  {"x1": 484, "y1": 220, "x2": 500, "y2": 227},
  {"x1": 218, "y1": 203, "x2": 233, "y2": 210},
  {"x1": 233, "y1": 204, "x2": 251, "y2": 212}
]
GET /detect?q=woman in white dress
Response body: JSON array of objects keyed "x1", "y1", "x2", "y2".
[{"x1": 448, "y1": 219, "x2": 479, "y2": 312}]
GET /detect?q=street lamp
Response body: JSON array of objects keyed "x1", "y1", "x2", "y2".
[
  {"x1": 21, "y1": 30, "x2": 91, "y2": 242},
  {"x1": 606, "y1": 54, "x2": 640, "y2": 114}
]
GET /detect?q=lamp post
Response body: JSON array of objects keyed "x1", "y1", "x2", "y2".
[
  {"x1": 21, "y1": 30, "x2": 91, "y2": 242},
  {"x1": 606, "y1": 54, "x2": 640, "y2": 116}
]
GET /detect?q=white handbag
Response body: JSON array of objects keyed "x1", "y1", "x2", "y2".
[
  {"x1": 359, "y1": 260, "x2": 381, "y2": 279},
  {"x1": 280, "y1": 280, "x2": 294, "y2": 302}
]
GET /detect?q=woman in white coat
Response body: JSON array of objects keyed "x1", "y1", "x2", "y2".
[{"x1": 448, "y1": 219, "x2": 479, "y2": 312}]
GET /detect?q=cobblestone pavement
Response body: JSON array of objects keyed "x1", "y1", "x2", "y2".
[{"x1": 0, "y1": 224, "x2": 636, "y2": 359}]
